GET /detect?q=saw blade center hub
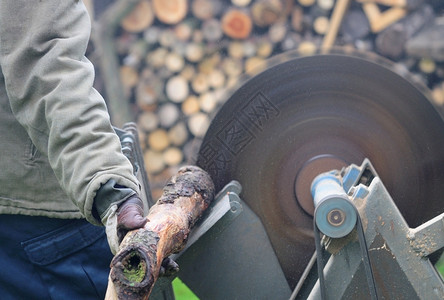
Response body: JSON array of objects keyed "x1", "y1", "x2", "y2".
[{"x1": 294, "y1": 154, "x2": 347, "y2": 216}]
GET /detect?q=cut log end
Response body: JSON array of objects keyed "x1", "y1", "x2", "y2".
[{"x1": 110, "y1": 230, "x2": 160, "y2": 300}]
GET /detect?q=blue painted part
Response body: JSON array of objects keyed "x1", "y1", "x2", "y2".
[{"x1": 311, "y1": 172, "x2": 358, "y2": 238}]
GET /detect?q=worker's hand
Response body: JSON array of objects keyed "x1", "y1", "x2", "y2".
[
  {"x1": 116, "y1": 195, "x2": 147, "y2": 242},
  {"x1": 103, "y1": 194, "x2": 147, "y2": 254}
]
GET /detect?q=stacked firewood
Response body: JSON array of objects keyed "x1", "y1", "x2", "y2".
[{"x1": 86, "y1": 0, "x2": 444, "y2": 198}]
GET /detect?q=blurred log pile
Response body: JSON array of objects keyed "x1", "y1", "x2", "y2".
[{"x1": 86, "y1": 0, "x2": 444, "y2": 198}]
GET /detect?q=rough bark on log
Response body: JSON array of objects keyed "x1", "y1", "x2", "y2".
[{"x1": 107, "y1": 166, "x2": 215, "y2": 300}]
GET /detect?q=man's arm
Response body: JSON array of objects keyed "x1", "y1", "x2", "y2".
[{"x1": 0, "y1": 0, "x2": 140, "y2": 225}]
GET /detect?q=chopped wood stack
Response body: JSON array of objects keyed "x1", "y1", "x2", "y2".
[{"x1": 88, "y1": 0, "x2": 444, "y2": 198}]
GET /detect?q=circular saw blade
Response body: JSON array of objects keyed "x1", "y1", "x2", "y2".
[{"x1": 196, "y1": 53, "x2": 444, "y2": 288}]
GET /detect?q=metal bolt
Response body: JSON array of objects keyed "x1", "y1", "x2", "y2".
[{"x1": 327, "y1": 209, "x2": 345, "y2": 226}]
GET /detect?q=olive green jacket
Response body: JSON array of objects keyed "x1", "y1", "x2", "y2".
[{"x1": 0, "y1": 0, "x2": 140, "y2": 225}]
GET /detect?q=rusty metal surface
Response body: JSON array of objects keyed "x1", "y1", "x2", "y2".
[{"x1": 196, "y1": 53, "x2": 444, "y2": 288}]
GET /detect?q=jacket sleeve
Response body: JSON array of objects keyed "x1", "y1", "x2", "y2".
[{"x1": 0, "y1": 0, "x2": 140, "y2": 225}]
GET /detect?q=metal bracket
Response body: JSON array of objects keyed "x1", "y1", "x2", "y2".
[{"x1": 300, "y1": 159, "x2": 444, "y2": 299}]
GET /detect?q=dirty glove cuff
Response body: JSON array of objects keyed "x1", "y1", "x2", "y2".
[{"x1": 100, "y1": 194, "x2": 147, "y2": 254}]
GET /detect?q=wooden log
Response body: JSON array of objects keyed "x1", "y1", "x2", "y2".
[
  {"x1": 182, "y1": 96, "x2": 201, "y2": 116},
  {"x1": 208, "y1": 69, "x2": 226, "y2": 89},
  {"x1": 251, "y1": 0, "x2": 284, "y2": 28},
  {"x1": 243, "y1": 40, "x2": 257, "y2": 58},
  {"x1": 268, "y1": 21, "x2": 288, "y2": 43},
  {"x1": 317, "y1": 0, "x2": 335, "y2": 11},
  {"x1": 313, "y1": 16, "x2": 330, "y2": 35},
  {"x1": 120, "y1": 65, "x2": 139, "y2": 89},
  {"x1": 107, "y1": 166, "x2": 215, "y2": 300},
  {"x1": 121, "y1": 0, "x2": 154, "y2": 33},
  {"x1": 158, "y1": 29, "x2": 178, "y2": 48},
  {"x1": 356, "y1": 0, "x2": 424, "y2": 10},
  {"x1": 148, "y1": 129, "x2": 170, "y2": 151},
  {"x1": 168, "y1": 122, "x2": 189, "y2": 146},
  {"x1": 165, "y1": 51, "x2": 185, "y2": 73},
  {"x1": 153, "y1": 0, "x2": 188, "y2": 25},
  {"x1": 362, "y1": 3, "x2": 407, "y2": 33},
  {"x1": 166, "y1": 75, "x2": 189, "y2": 103},
  {"x1": 138, "y1": 111, "x2": 160, "y2": 132},
  {"x1": 291, "y1": 5, "x2": 305, "y2": 32},
  {"x1": 158, "y1": 103, "x2": 181, "y2": 128},
  {"x1": 232, "y1": 0, "x2": 252, "y2": 7},
  {"x1": 418, "y1": 58, "x2": 436, "y2": 74},
  {"x1": 185, "y1": 42, "x2": 205, "y2": 63},
  {"x1": 146, "y1": 48, "x2": 168, "y2": 69},
  {"x1": 228, "y1": 41, "x2": 245, "y2": 59},
  {"x1": 202, "y1": 18, "x2": 224, "y2": 42},
  {"x1": 191, "y1": 0, "x2": 222, "y2": 20},
  {"x1": 174, "y1": 21, "x2": 196, "y2": 42},
  {"x1": 198, "y1": 53, "x2": 222, "y2": 74},
  {"x1": 188, "y1": 112, "x2": 210, "y2": 138},
  {"x1": 431, "y1": 83, "x2": 444, "y2": 106},
  {"x1": 298, "y1": 41, "x2": 317, "y2": 56},
  {"x1": 281, "y1": 32, "x2": 302, "y2": 51},
  {"x1": 221, "y1": 9, "x2": 253, "y2": 40},
  {"x1": 256, "y1": 39, "x2": 274, "y2": 58},
  {"x1": 143, "y1": 26, "x2": 162, "y2": 45},
  {"x1": 222, "y1": 57, "x2": 244, "y2": 77},
  {"x1": 245, "y1": 56, "x2": 267, "y2": 75},
  {"x1": 180, "y1": 65, "x2": 196, "y2": 81},
  {"x1": 143, "y1": 149, "x2": 166, "y2": 174},
  {"x1": 162, "y1": 147, "x2": 184, "y2": 166},
  {"x1": 298, "y1": 0, "x2": 316, "y2": 7},
  {"x1": 321, "y1": 0, "x2": 351, "y2": 50},
  {"x1": 199, "y1": 92, "x2": 218, "y2": 113},
  {"x1": 191, "y1": 73, "x2": 210, "y2": 94}
]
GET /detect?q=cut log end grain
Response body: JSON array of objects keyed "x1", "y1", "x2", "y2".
[
  {"x1": 191, "y1": 73, "x2": 210, "y2": 94},
  {"x1": 232, "y1": 0, "x2": 252, "y2": 7},
  {"x1": 153, "y1": 0, "x2": 188, "y2": 25},
  {"x1": 245, "y1": 56, "x2": 267, "y2": 75},
  {"x1": 188, "y1": 112, "x2": 210, "y2": 138},
  {"x1": 165, "y1": 52, "x2": 185, "y2": 73},
  {"x1": 252, "y1": 0, "x2": 284, "y2": 28},
  {"x1": 121, "y1": 0, "x2": 154, "y2": 33},
  {"x1": 222, "y1": 10, "x2": 253, "y2": 40},
  {"x1": 314, "y1": 16, "x2": 330, "y2": 35},
  {"x1": 419, "y1": 58, "x2": 436, "y2": 74},
  {"x1": 182, "y1": 96, "x2": 201, "y2": 115},
  {"x1": 108, "y1": 166, "x2": 215, "y2": 299},
  {"x1": 158, "y1": 103, "x2": 180, "y2": 128},
  {"x1": 191, "y1": 0, "x2": 221, "y2": 20},
  {"x1": 120, "y1": 65, "x2": 139, "y2": 89},
  {"x1": 166, "y1": 75, "x2": 189, "y2": 103},
  {"x1": 163, "y1": 147, "x2": 184, "y2": 166},
  {"x1": 144, "y1": 150, "x2": 165, "y2": 174},
  {"x1": 298, "y1": 0, "x2": 316, "y2": 7},
  {"x1": 148, "y1": 129, "x2": 170, "y2": 151},
  {"x1": 168, "y1": 122, "x2": 189, "y2": 146}
]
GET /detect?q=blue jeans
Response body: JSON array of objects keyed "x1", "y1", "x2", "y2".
[{"x1": 0, "y1": 214, "x2": 113, "y2": 299}]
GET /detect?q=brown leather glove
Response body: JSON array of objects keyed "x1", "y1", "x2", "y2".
[{"x1": 116, "y1": 195, "x2": 147, "y2": 243}]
